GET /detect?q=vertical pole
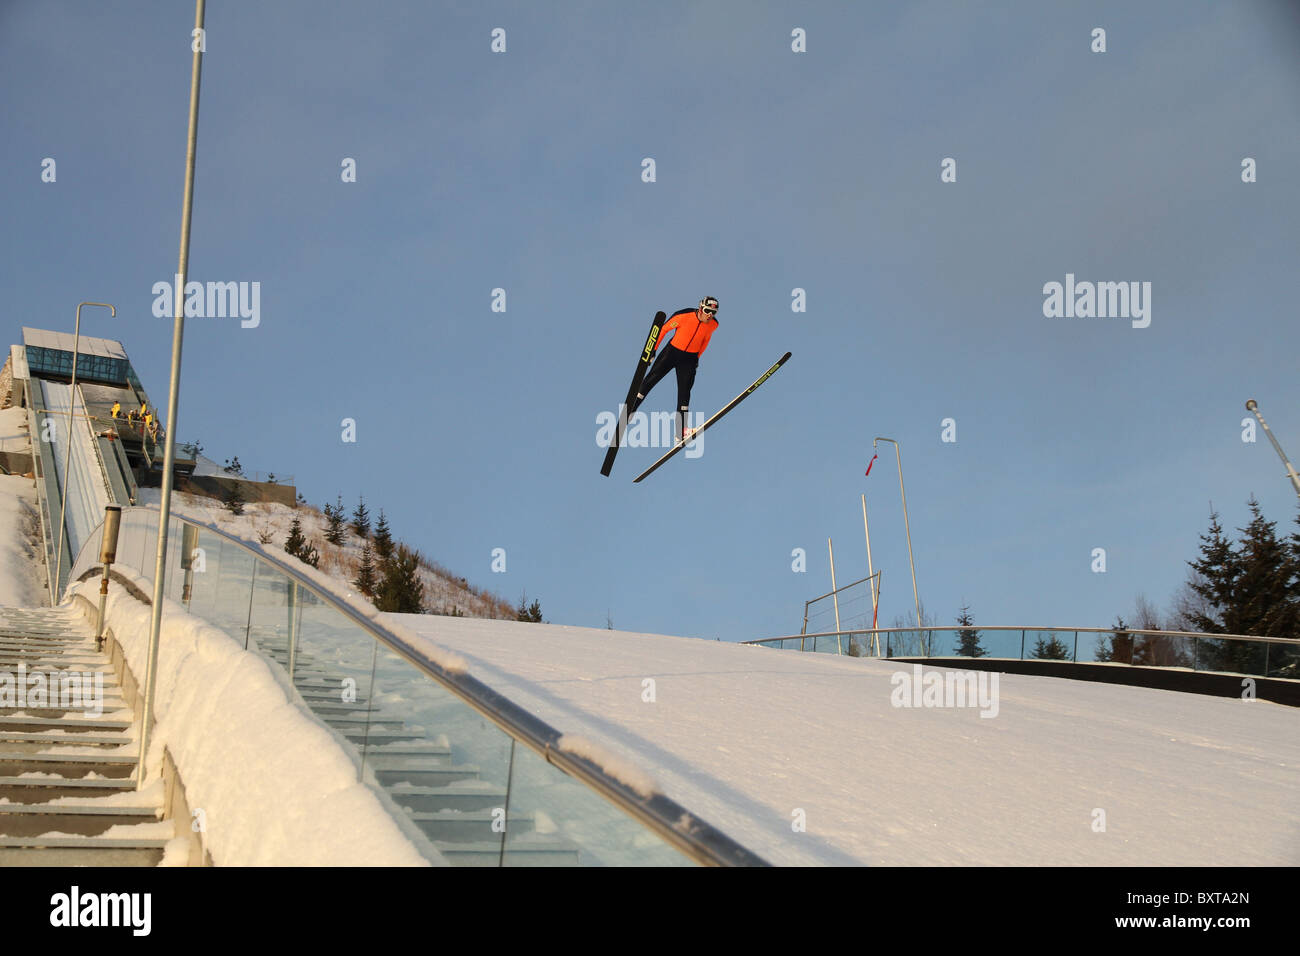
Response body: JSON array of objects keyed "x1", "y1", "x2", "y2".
[
  {"x1": 828, "y1": 537, "x2": 841, "y2": 654},
  {"x1": 875, "y1": 438, "x2": 922, "y2": 652},
  {"x1": 286, "y1": 580, "x2": 300, "y2": 681},
  {"x1": 862, "y1": 494, "x2": 879, "y2": 655},
  {"x1": 139, "y1": 0, "x2": 204, "y2": 790}
]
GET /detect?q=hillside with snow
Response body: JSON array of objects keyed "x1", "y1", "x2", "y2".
[{"x1": 135, "y1": 487, "x2": 517, "y2": 620}]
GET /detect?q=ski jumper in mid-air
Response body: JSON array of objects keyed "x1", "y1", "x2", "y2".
[{"x1": 630, "y1": 296, "x2": 719, "y2": 441}]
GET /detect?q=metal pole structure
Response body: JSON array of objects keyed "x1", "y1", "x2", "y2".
[
  {"x1": 53, "y1": 301, "x2": 115, "y2": 601},
  {"x1": 874, "y1": 437, "x2": 923, "y2": 653},
  {"x1": 139, "y1": 0, "x2": 204, "y2": 790},
  {"x1": 1246, "y1": 400, "x2": 1300, "y2": 499},
  {"x1": 862, "y1": 494, "x2": 879, "y2": 654},
  {"x1": 828, "y1": 537, "x2": 842, "y2": 654}
]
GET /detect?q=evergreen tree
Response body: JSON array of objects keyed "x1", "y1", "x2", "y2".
[
  {"x1": 1187, "y1": 508, "x2": 1240, "y2": 635},
  {"x1": 1230, "y1": 498, "x2": 1293, "y2": 673},
  {"x1": 375, "y1": 544, "x2": 424, "y2": 613},
  {"x1": 1097, "y1": 616, "x2": 1130, "y2": 663},
  {"x1": 354, "y1": 543, "x2": 378, "y2": 599},
  {"x1": 222, "y1": 480, "x2": 246, "y2": 516},
  {"x1": 1186, "y1": 500, "x2": 1294, "y2": 673},
  {"x1": 1032, "y1": 632, "x2": 1072, "y2": 660},
  {"x1": 284, "y1": 516, "x2": 319, "y2": 568},
  {"x1": 323, "y1": 496, "x2": 346, "y2": 546},
  {"x1": 223, "y1": 456, "x2": 244, "y2": 476},
  {"x1": 516, "y1": 593, "x2": 543, "y2": 623},
  {"x1": 953, "y1": 605, "x2": 986, "y2": 658},
  {"x1": 352, "y1": 496, "x2": 371, "y2": 539},
  {"x1": 372, "y1": 509, "x2": 394, "y2": 561}
]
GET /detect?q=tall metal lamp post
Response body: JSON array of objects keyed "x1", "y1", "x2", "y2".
[
  {"x1": 873, "y1": 437, "x2": 923, "y2": 652},
  {"x1": 1246, "y1": 400, "x2": 1300, "y2": 500},
  {"x1": 138, "y1": 0, "x2": 205, "y2": 789},
  {"x1": 53, "y1": 301, "x2": 116, "y2": 600}
]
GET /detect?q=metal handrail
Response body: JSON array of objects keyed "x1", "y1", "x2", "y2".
[
  {"x1": 744, "y1": 625, "x2": 1300, "y2": 647},
  {"x1": 66, "y1": 507, "x2": 767, "y2": 867}
]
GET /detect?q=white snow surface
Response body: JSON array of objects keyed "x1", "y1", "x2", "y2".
[
  {"x1": 0, "y1": 473, "x2": 45, "y2": 606},
  {"x1": 69, "y1": 571, "x2": 433, "y2": 866},
  {"x1": 386, "y1": 614, "x2": 1300, "y2": 866},
  {"x1": 0, "y1": 405, "x2": 31, "y2": 458}
]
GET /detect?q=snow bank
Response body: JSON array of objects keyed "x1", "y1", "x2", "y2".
[{"x1": 0, "y1": 474, "x2": 45, "y2": 606}]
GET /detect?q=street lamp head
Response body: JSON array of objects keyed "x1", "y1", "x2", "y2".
[{"x1": 1246, "y1": 399, "x2": 1257, "y2": 411}]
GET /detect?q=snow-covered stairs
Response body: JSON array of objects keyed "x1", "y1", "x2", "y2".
[
  {"x1": 254, "y1": 637, "x2": 582, "y2": 866},
  {"x1": 0, "y1": 605, "x2": 172, "y2": 865}
]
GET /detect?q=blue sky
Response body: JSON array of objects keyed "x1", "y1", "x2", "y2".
[{"x1": 3, "y1": 1, "x2": 1299, "y2": 642}]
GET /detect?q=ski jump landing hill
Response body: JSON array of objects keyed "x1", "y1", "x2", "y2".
[{"x1": 4, "y1": 327, "x2": 1298, "y2": 866}]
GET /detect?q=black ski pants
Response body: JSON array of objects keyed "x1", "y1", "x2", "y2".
[{"x1": 634, "y1": 347, "x2": 698, "y2": 432}]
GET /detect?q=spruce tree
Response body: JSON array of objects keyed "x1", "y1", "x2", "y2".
[
  {"x1": 352, "y1": 496, "x2": 371, "y2": 539},
  {"x1": 1097, "y1": 616, "x2": 1130, "y2": 663},
  {"x1": 323, "y1": 496, "x2": 346, "y2": 546},
  {"x1": 284, "y1": 516, "x2": 318, "y2": 567},
  {"x1": 375, "y1": 544, "x2": 424, "y2": 613},
  {"x1": 516, "y1": 593, "x2": 543, "y2": 623},
  {"x1": 1032, "y1": 633, "x2": 1072, "y2": 660},
  {"x1": 1229, "y1": 498, "x2": 1292, "y2": 672},
  {"x1": 223, "y1": 480, "x2": 246, "y2": 516},
  {"x1": 354, "y1": 543, "x2": 378, "y2": 599},
  {"x1": 953, "y1": 605, "x2": 986, "y2": 657},
  {"x1": 372, "y1": 509, "x2": 394, "y2": 561}
]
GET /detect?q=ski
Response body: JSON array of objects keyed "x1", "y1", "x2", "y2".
[
  {"x1": 632, "y1": 351, "x2": 791, "y2": 483},
  {"x1": 600, "y1": 311, "x2": 667, "y2": 477}
]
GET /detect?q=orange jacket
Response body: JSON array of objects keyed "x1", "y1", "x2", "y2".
[{"x1": 660, "y1": 308, "x2": 718, "y2": 355}]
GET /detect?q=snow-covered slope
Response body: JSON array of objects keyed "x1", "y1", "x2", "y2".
[
  {"x1": 387, "y1": 614, "x2": 1300, "y2": 866},
  {"x1": 136, "y1": 488, "x2": 515, "y2": 619}
]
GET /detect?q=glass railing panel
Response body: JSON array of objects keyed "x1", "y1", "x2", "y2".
[
  {"x1": 208, "y1": 536, "x2": 257, "y2": 645},
  {"x1": 501, "y1": 740, "x2": 688, "y2": 867},
  {"x1": 1266, "y1": 640, "x2": 1299, "y2": 679},
  {"x1": 360, "y1": 644, "x2": 514, "y2": 865},
  {"x1": 242, "y1": 567, "x2": 296, "y2": 666}
]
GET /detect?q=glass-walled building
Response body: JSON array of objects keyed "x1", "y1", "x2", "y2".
[{"x1": 22, "y1": 326, "x2": 134, "y2": 386}]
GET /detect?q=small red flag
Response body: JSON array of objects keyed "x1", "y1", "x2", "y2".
[{"x1": 864, "y1": 453, "x2": 877, "y2": 477}]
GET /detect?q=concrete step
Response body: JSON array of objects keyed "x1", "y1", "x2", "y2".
[
  {"x1": 0, "y1": 701, "x2": 130, "y2": 718},
  {"x1": 0, "y1": 776, "x2": 138, "y2": 802},
  {"x1": 0, "y1": 752, "x2": 138, "y2": 778},
  {"x1": 387, "y1": 782, "x2": 507, "y2": 813},
  {"x1": 407, "y1": 809, "x2": 535, "y2": 843},
  {"x1": 433, "y1": 839, "x2": 581, "y2": 867},
  {"x1": 0, "y1": 837, "x2": 167, "y2": 866},
  {"x1": 0, "y1": 804, "x2": 161, "y2": 837},
  {"x1": 372, "y1": 763, "x2": 479, "y2": 788},
  {"x1": 322, "y1": 716, "x2": 408, "y2": 730},
  {"x1": 362, "y1": 742, "x2": 452, "y2": 761},
  {"x1": 0, "y1": 654, "x2": 108, "y2": 667},
  {"x1": 338, "y1": 728, "x2": 426, "y2": 744},
  {"x1": 0, "y1": 732, "x2": 134, "y2": 749},
  {"x1": 303, "y1": 701, "x2": 377, "y2": 715},
  {"x1": 0, "y1": 715, "x2": 132, "y2": 732}
]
